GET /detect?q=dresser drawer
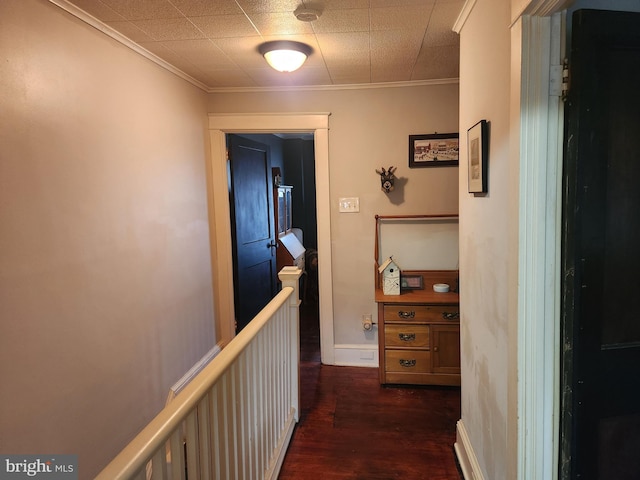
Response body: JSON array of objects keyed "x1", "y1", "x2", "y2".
[
  {"x1": 385, "y1": 325, "x2": 429, "y2": 348},
  {"x1": 385, "y1": 349, "x2": 431, "y2": 374},
  {"x1": 383, "y1": 304, "x2": 459, "y2": 323}
]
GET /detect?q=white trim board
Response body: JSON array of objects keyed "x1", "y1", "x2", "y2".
[
  {"x1": 333, "y1": 344, "x2": 379, "y2": 368},
  {"x1": 513, "y1": 12, "x2": 564, "y2": 480},
  {"x1": 265, "y1": 408, "x2": 297, "y2": 480},
  {"x1": 453, "y1": 0, "x2": 478, "y2": 33},
  {"x1": 207, "y1": 113, "x2": 336, "y2": 365},
  {"x1": 455, "y1": 420, "x2": 486, "y2": 480},
  {"x1": 49, "y1": 0, "x2": 208, "y2": 91},
  {"x1": 50, "y1": 0, "x2": 458, "y2": 95},
  {"x1": 165, "y1": 344, "x2": 223, "y2": 406}
]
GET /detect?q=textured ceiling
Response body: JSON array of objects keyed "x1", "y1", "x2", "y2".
[{"x1": 65, "y1": 0, "x2": 463, "y2": 90}]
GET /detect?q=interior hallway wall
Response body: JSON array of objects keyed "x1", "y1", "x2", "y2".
[
  {"x1": 0, "y1": 1, "x2": 214, "y2": 477},
  {"x1": 208, "y1": 84, "x2": 459, "y2": 353},
  {"x1": 457, "y1": 0, "x2": 511, "y2": 478}
]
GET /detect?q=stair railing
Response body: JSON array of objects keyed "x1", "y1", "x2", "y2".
[{"x1": 96, "y1": 266, "x2": 302, "y2": 480}]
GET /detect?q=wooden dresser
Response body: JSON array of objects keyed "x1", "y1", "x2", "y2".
[{"x1": 375, "y1": 270, "x2": 460, "y2": 386}]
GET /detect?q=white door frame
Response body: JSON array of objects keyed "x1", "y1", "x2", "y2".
[
  {"x1": 455, "y1": 1, "x2": 567, "y2": 478},
  {"x1": 511, "y1": 1, "x2": 569, "y2": 479},
  {"x1": 207, "y1": 113, "x2": 335, "y2": 364}
]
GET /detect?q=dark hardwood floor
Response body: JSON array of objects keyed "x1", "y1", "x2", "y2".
[{"x1": 278, "y1": 303, "x2": 463, "y2": 480}]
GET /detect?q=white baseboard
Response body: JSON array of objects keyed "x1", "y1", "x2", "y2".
[
  {"x1": 454, "y1": 419, "x2": 485, "y2": 480},
  {"x1": 265, "y1": 407, "x2": 297, "y2": 480},
  {"x1": 166, "y1": 343, "x2": 223, "y2": 405},
  {"x1": 332, "y1": 344, "x2": 378, "y2": 367}
]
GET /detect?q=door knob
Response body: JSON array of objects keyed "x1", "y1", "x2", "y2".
[{"x1": 267, "y1": 241, "x2": 278, "y2": 249}]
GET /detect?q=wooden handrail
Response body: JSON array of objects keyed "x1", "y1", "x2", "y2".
[{"x1": 96, "y1": 267, "x2": 302, "y2": 480}]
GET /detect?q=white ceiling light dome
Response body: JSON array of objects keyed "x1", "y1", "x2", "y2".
[{"x1": 258, "y1": 41, "x2": 313, "y2": 73}]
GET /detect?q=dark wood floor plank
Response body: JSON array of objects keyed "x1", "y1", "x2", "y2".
[{"x1": 279, "y1": 304, "x2": 463, "y2": 479}]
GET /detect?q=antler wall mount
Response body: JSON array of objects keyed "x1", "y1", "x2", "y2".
[{"x1": 375, "y1": 166, "x2": 397, "y2": 193}]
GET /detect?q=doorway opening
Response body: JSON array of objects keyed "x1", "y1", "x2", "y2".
[
  {"x1": 228, "y1": 132, "x2": 319, "y2": 338},
  {"x1": 207, "y1": 113, "x2": 334, "y2": 364}
]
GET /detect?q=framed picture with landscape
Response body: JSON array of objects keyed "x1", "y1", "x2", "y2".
[
  {"x1": 467, "y1": 120, "x2": 488, "y2": 193},
  {"x1": 409, "y1": 133, "x2": 459, "y2": 168}
]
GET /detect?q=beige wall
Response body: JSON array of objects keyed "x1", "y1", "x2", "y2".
[
  {"x1": 0, "y1": 1, "x2": 214, "y2": 477},
  {"x1": 457, "y1": 0, "x2": 512, "y2": 478},
  {"x1": 208, "y1": 85, "x2": 459, "y2": 348}
]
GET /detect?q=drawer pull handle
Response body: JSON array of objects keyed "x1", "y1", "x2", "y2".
[
  {"x1": 399, "y1": 359, "x2": 417, "y2": 368},
  {"x1": 398, "y1": 333, "x2": 416, "y2": 342},
  {"x1": 442, "y1": 311, "x2": 459, "y2": 320},
  {"x1": 397, "y1": 311, "x2": 415, "y2": 319}
]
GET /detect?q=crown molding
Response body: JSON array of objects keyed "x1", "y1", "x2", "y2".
[
  {"x1": 511, "y1": 0, "x2": 574, "y2": 25},
  {"x1": 453, "y1": 0, "x2": 477, "y2": 34},
  {"x1": 48, "y1": 0, "x2": 209, "y2": 92},
  {"x1": 520, "y1": 0, "x2": 574, "y2": 18},
  {"x1": 50, "y1": 0, "x2": 459, "y2": 95},
  {"x1": 206, "y1": 78, "x2": 459, "y2": 94}
]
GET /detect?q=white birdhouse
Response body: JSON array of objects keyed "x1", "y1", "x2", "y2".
[{"x1": 378, "y1": 257, "x2": 401, "y2": 295}]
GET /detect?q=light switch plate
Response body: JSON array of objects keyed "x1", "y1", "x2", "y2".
[{"x1": 338, "y1": 197, "x2": 360, "y2": 213}]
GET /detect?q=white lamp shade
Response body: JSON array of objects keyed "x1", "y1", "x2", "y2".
[
  {"x1": 259, "y1": 41, "x2": 312, "y2": 73},
  {"x1": 263, "y1": 49, "x2": 307, "y2": 72}
]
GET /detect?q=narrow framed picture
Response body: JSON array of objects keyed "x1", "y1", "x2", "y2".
[
  {"x1": 467, "y1": 120, "x2": 488, "y2": 193},
  {"x1": 409, "y1": 133, "x2": 459, "y2": 168}
]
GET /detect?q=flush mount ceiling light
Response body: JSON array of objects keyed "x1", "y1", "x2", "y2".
[{"x1": 258, "y1": 41, "x2": 313, "y2": 73}]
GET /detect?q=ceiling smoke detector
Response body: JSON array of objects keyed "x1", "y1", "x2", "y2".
[{"x1": 294, "y1": 7, "x2": 321, "y2": 22}]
